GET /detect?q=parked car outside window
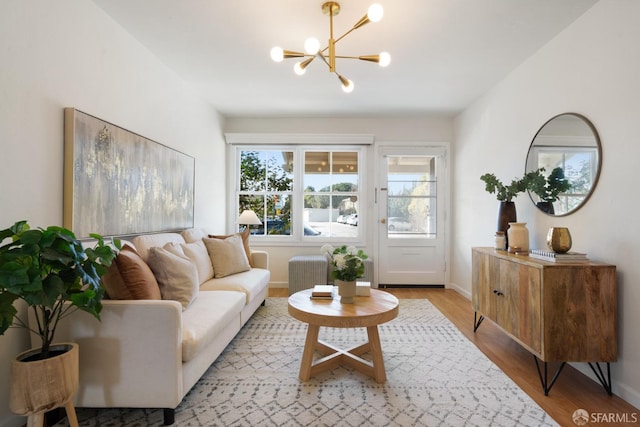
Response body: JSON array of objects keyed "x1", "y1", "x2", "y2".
[{"x1": 304, "y1": 224, "x2": 321, "y2": 236}]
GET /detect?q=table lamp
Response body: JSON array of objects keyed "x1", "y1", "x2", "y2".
[{"x1": 237, "y1": 210, "x2": 262, "y2": 234}]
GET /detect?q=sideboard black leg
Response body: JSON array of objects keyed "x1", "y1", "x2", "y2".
[
  {"x1": 533, "y1": 356, "x2": 566, "y2": 396},
  {"x1": 473, "y1": 311, "x2": 484, "y2": 332},
  {"x1": 588, "y1": 362, "x2": 613, "y2": 396}
]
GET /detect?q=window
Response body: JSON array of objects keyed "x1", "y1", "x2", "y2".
[
  {"x1": 238, "y1": 150, "x2": 293, "y2": 236},
  {"x1": 527, "y1": 146, "x2": 598, "y2": 213},
  {"x1": 303, "y1": 151, "x2": 359, "y2": 238},
  {"x1": 233, "y1": 144, "x2": 365, "y2": 242},
  {"x1": 386, "y1": 155, "x2": 437, "y2": 238}
]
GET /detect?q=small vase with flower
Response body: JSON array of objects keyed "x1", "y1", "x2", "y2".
[{"x1": 321, "y1": 244, "x2": 368, "y2": 304}]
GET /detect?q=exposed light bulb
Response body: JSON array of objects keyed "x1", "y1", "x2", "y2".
[
  {"x1": 304, "y1": 37, "x2": 320, "y2": 54},
  {"x1": 294, "y1": 57, "x2": 314, "y2": 75},
  {"x1": 294, "y1": 62, "x2": 307, "y2": 75},
  {"x1": 379, "y1": 52, "x2": 391, "y2": 67},
  {"x1": 270, "y1": 46, "x2": 284, "y2": 62},
  {"x1": 367, "y1": 4, "x2": 384, "y2": 23},
  {"x1": 342, "y1": 79, "x2": 354, "y2": 93}
]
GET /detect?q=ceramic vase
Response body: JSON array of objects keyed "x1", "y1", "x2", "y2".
[
  {"x1": 507, "y1": 222, "x2": 529, "y2": 253},
  {"x1": 547, "y1": 227, "x2": 572, "y2": 253},
  {"x1": 497, "y1": 202, "x2": 517, "y2": 247},
  {"x1": 536, "y1": 201, "x2": 555, "y2": 215},
  {"x1": 335, "y1": 279, "x2": 356, "y2": 304}
]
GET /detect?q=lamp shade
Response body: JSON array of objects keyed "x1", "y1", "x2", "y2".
[{"x1": 237, "y1": 210, "x2": 262, "y2": 225}]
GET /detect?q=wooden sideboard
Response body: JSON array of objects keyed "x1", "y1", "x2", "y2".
[{"x1": 471, "y1": 247, "x2": 617, "y2": 395}]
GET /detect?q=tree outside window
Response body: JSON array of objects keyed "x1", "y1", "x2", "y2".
[
  {"x1": 239, "y1": 150, "x2": 292, "y2": 235},
  {"x1": 236, "y1": 147, "x2": 363, "y2": 239}
]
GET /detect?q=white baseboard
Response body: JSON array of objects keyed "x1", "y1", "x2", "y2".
[
  {"x1": 448, "y1": 281, "x2": 471, "y2": 300},
  {"x1": 268, "y1": 281, "x2": 288, "y2": 289},
  {"x1": 571, "y1": 363, "x2": 640, "y2": 410},
  {"x1": 614, "y1": 381, "x2": 640, "y2": 411}
]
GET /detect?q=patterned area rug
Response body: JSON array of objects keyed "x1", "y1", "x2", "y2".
[{"x1": 60, "y1": 298, "x2": 557, "y2": 426}]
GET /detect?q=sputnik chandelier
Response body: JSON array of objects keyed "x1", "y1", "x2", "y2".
[{"x1": 270, "y1": 2, "x2": 390, "y2": 93}]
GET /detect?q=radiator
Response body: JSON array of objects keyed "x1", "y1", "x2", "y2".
[
  {"x1": 288, "y1": 256, "x2": 375, "y2": 295},
  {"x1": 288, "y1": 255, "x2": 329, "y2": 295}
]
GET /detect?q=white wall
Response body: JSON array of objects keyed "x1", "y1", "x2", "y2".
[
  {"x1": 452, "y1": 0, "x2": 640, "y2": 408},
  {"x1": 224, "y1": 116, "x2": 453, "y2": 287},
  {"x1": 0, "y1": 1, "x2": 225, "y2": 425}
]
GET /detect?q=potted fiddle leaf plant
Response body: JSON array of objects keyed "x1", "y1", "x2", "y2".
[
  {"x1": 480, "y1": 170, "x2": 541, "y2": 235},
  {"x1": 527, "y1": 167, "x2": 572, "y2": 215},
  {"x1": 0, "y1": 220, "x2": 119, "y2": 421}
]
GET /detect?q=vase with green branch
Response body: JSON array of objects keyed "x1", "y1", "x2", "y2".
[
  {"x1": 528, "y1": 167, "x2": 572, "y2": 215},
  {"x1": 480, "y1": 170, "x2": 541, "y2": 238}
]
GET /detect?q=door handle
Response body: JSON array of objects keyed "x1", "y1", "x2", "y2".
[{"x1": 380, "y1": 218, "x2": 386, "y2": 224}]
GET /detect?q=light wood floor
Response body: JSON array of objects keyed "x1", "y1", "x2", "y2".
[{"x1": 270, "y1": 287, "x2": 639, "y2": 427}]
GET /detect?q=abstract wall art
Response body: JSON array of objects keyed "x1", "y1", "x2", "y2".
[{"x1": 64, "y1": 108, "x2": 195, "y2": 238}]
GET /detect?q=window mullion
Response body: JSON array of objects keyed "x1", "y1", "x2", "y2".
[{"x1": 234, "y1": 144, "x2": 364, "y2": 243}]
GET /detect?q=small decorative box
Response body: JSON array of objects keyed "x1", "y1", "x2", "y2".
[{"x1": 356, "y1": 281, "x2": 371, "y2": 296}]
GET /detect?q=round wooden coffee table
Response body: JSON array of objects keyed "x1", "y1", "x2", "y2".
[{"x1": 288, "y1": 288, "x2": 399, "y2": 383}]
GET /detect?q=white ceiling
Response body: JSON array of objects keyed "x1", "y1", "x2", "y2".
[{"x1": 91, "y1": 0, "x2": 598, "y2": 117}]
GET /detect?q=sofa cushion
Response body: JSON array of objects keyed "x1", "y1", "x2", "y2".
[
  {"x1": 131, "y1": 233, "x2": 186, "y2": 262},
  {"x1": 181, "y1": 290, "x2": 245, "y2": 362},
  {"x1": 181, "y1": 228, "x2": 205, "y2": 243},
  {"x1": 200, "y1": 268, "x2": 270, "y2": 303},
  {"x1": 146, "y1": 246, "x2": 199, "y2": 310},
  {"x1": 203, "y1": 235, "x2": 251, "y2": 278},
  {"x1": 209, "y1": 228, "x2": 253, "y2": 267},
  {"x1": 104, "y1": 245, "x2": 162, "y2": 300},
  {"x1": 163, "y1": 241, "x2": 186, "y2": 257},
  {"x1": 180, "y1": 240, "x2": 214, "y2": 284}
]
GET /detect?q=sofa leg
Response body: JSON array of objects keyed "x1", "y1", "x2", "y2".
[
  {"x1": 164, "y1": 408, "x2": 175, "y2": 425},
  {"x1": 261, "y1": 299, "x2": 266, "y2": 306}
]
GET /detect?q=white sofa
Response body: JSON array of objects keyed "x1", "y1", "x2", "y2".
[{"x1": 30, "y1": 229, "x2": 269, "y2": 425}]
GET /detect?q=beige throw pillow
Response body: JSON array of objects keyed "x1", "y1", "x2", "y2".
[
  {"x1": 209, "y1": 228, "x2": 253, "y2": 267},
  {"x1": 180, "y1": 240, "x2": 215, "y2": 284},
  {"x1": 203, "y1": 234, "x2": 251, "y2": 278},
  {"x1": 147, "y1": 246, "x2": 199, "y2": 310}
]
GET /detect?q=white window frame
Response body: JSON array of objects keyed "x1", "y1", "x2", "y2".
[{"x1": 225, "y1": 134, "x2": 373, "y2": 246}]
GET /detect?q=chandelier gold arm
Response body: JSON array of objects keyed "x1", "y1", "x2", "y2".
[
  {"x1": 356, "y1": 55, "x2": 381, "y2": 63},
  {"x1": 282, "y1": 50, "x2": 306, "y2": 59},
  {"x1": 272, "y1": 2, "x2": 387, "y2": 92},
  {"x1": 327, "y1": 2, "x2": 336, "y2": 72}
]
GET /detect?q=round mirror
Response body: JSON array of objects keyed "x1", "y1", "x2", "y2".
[{"x1": 525, "y1": 113, "x2": 601, "y2": 216}]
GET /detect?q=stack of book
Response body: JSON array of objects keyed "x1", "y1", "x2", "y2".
[
  {"x1": 529, "y1": 249, "x2": 589, "y2": 263},
  {"x1": 310, "y1": 285, "x2": 334, "y2": 300}
]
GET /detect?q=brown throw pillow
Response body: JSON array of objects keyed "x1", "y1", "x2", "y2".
[
  {"x1": 203, "y1": 234, "x2": 251, "y2": 278},
  {"x1": 105, "y1": 245, "x2": 162, "y2": 300},
  {"x1": 209, "y1": 228, "x2": 253, "y2": 267}
]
